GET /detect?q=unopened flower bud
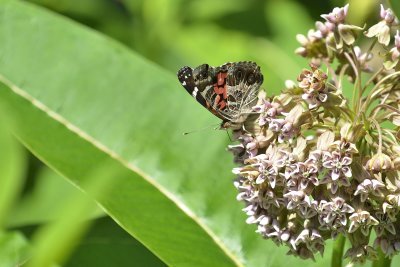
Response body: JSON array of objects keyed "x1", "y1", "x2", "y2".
[
  {"x1": 321, "y1": 4, "x2": 349, "y2": 25},
  {"x1": 366, "y1": 153, "x2": 393, "y2": 172},
  {"x1": 380, "y1": 4, "x2": 399, "y2": 25}
]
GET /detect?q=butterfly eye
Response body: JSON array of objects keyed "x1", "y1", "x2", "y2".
[{"x1": 247, "y1": 74, "x2": 255, "y2": 84}]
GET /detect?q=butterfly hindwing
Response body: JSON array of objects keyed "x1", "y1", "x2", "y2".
[{"x1": 177, "y1": 62, "x2": 264, "y2": 129}]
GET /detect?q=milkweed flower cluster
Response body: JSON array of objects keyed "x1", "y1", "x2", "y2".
[{"x1": 230, "y1": 4, "x2": 400, "y2": 263}]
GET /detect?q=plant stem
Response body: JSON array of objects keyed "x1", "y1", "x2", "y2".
[
  {"x1": 331, "y1": 234, "x2": 345, "y2": 267},
  {"x1": 362, "y1": 66, "x2": 383, "y2": 95},
  {"x1": 362, "y1": 71, "x2": 400, "y2": 112},
  {"x1": 337, "y1": 64, "x2": 349, "y2": 91},
  {"x1": 371, "y1": 119, "x2": 383, "y2": 154},
  {"x1": 350, "y1": 48, "x2": 363, "y2": 114},
  {"x1": 370, "y1": 103, "x2": 400, "y2": 119},
  {"x1": 344, "y1": 52, "x2": 359, "y2": 112},
  {"x1": 364, "y1": 38, "x2": 377, "y2": 68},
  {"x1": 324, "y1": 58, "x2": 338, "y2": 87},
  {"x1": 372, "y1": 249, "x2": 391, "y2": 267}
]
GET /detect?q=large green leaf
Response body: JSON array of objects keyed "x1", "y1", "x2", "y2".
[
  {"x1": 8, "y1": 166, "x2": 104, "y2": 227},
  {"x1": 0, "y1": 1, "x2": 332, "y2": 266},
  {"x1": 0, "y1": 231, "x2": 30, "y2": 266},
  {"x1": 0, "y1": 100, "x2": 25, "y2": 228},
  {"x1": 0, "y1": 99, "x2": 29, "y2": 267},
  {"x1": 65, "y1": 217, "x2": 166, "y2": 267}
]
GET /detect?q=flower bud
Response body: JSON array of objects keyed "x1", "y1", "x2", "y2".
[{"x1": 366, "y1": 153, "x2": 393, "y2": 172}]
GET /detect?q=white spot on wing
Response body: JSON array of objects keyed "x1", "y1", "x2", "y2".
[
  {"x1": 192, "y1": 87, "x2": 199, "y2": 98},
  {"x1": 182, "y1": 81, "x2": 186, "y2": 86}
]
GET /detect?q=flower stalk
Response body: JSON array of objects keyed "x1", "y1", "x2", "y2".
[
  {"x1": 372, "y1": 249, "x2": 392, "y2": 267},
  {"x1": 332, "y1": 234, "x2": 345, "y2": 267}
]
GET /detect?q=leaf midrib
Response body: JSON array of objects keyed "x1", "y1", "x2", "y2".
[{"x1": 0, "y1": 73, "x2": 244, "y2": 267}]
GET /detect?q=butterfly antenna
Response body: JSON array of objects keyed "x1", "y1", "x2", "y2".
[{"x1": 183, "y1": 123, "x2": 220, "y2": 135}]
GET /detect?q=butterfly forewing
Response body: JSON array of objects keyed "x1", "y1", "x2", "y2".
[{"x1": 177, "y1": 66, "x2": 210, "y2": 110}]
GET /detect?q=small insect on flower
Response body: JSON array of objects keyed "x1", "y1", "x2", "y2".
[{"x1": 177, "y1": 62, "x2": 264, "y2": 130}]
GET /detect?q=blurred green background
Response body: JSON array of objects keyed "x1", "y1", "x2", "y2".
[
  {"x1": 24, "y1": 0, "x2": 353, "y2": 90},
  {"x1": 23, "y1": 0, "x2": 400, "y2": 89},
  {"x1": 1, "y1": 0, "x2": 399, "y2": 266}
]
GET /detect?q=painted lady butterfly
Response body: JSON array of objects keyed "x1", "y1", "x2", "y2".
[{"x1": 177, "y1": 61, "x2": 264, "y2": 129}]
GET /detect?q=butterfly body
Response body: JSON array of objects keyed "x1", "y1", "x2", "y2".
[{"x1": 177, "y1": 61, "x2": 264, "y2": 129}]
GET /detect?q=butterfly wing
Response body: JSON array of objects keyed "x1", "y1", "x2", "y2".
[
  {"x1": 177, "y1": 62, "x2": 263, "y2": 128},
  {"x1": 177, "y1": 64, "x2": 227, "y2": 121},
  {"x1": 206, "y1": 62, "x2": 263, "y2": 126},
  {"x1": 177, "y1": 66, "x2": 210, "y2": 111}
]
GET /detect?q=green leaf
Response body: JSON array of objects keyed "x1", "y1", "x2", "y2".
[
  {"x1": 8, "y1": 166, "x2": 104, "y2": 227},
  {"x1": 27, "y1": 160, "x2": 127, "y2": 267},
  {"x1": 0, "y1": 1, "x2": 331, "y2": 266},
  {"x1": 65, "y1": 217, "x2": 166, "y2": 267},
  {"x1": 0, "y1": 231, "x2": 30, "y2": 267},
  {"x1": 0, "y1": 1, "x2": 239, "y2": 266},
  {"x1": 0, "y1": 105, "x2": 25, "y2": 227}
]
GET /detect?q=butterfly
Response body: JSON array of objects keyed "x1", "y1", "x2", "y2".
[{"x1": 177, "y1": 61, "x2": 264, "y2": 130}]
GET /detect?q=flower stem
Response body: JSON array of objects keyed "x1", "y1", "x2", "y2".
[
  {"x1": 370, "y1": 103, "x2": 400, "y2": 119},
  {"x1": 331, "y1": 234, "x2": 345, "y2": 267},
  {"x1": 362, "y1": 66, "x2": 383, "y2": 95},
  {"x1": 365, "y1": 38, "x2": 377, "y2": 59},
  {"x1": 324, "y1": 58, "x2": 338, "y2": 87},
  {"x1": 350, "y1": 47, "x2": 363, "y2": 110},
  {"x1": 362, "y1": 71, "x2": 400, "y2": 111},
  {"x1": 371, "y1": 118, "x2": 383, "y2": 154},
  {"x1": 344, "y1": 52, "x2": 359, "y2": 112},
  {"x1": 372, "y1": 249, "x2": 391, "y2": 267}
]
